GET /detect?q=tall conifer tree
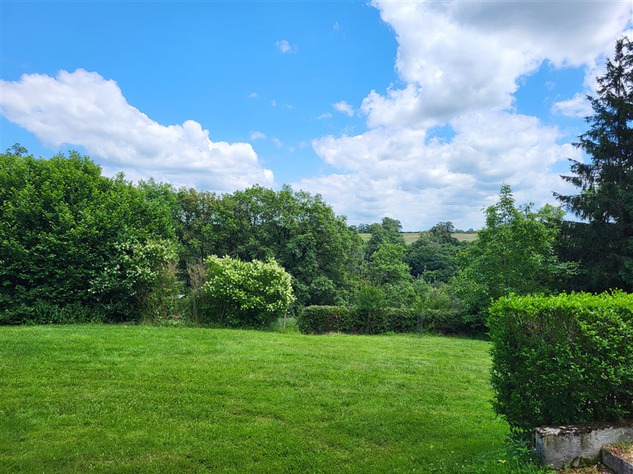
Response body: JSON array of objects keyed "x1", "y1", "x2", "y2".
[{"x1": 556, "y1": 37, "x2": 633, "y2": 290}]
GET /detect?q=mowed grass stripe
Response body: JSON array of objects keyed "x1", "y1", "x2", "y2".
[{"x1": 0, "y1": 326, "x2": 508, "y2": 472}]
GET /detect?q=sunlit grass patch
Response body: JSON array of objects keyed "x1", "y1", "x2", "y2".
[{"x1": 0, "y1": 325, "x2": 536, "y2": 472}]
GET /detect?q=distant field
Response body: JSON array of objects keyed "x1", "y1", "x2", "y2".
[
  {"x1": 452, "y1": 232, "x2": 478, "y2": 242},
  {"x1": 0, "y1": 325, "x2": 525, "y2": 473},
  {"x1": 359, "y1": 232, "x2": 478, "y2": 244}
]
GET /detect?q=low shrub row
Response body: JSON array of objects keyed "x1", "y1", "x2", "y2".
[
  {"x1": 488, "y1": 291, "x2": 633, "y2": 432},
  {"x1": 297, "y1": 305, "x2": 473, "y2": 335},
  {"x1": 0, "y1": 302, "x2": 101, "y2": 325}
]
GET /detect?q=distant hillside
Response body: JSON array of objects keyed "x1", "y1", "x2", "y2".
[
  {"x1": 359, "y1": 232, "x2": 477, "y2": 244},
  {"x1": 452, "y1": 232, "x2": 478, "y2": 243}
]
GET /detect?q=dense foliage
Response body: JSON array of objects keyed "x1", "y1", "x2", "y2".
[
  {"x1": 156, "y1": 183, "x2": 363, "y2": 309},
  {"x1": 405, "y1": 222, "x2": 462, "y2": 283},
  {"x1": 297, "y1": 303, "x2": 473, "y2": 336},
  {"x1": 0, "y1": 150, "x2": 363, "y2": 325},
  {"x1": 364, "y1": 217, "x2": 406, "y2": 258},
  {"x1": 220, "y1": 186, "x2": 363, "y2": 307},
  {"x1": 0, "y1": 147, "x2": 582, "y2": 336},
  {"x1": 0, "y1": 148, "x2": 175, "y2": 324},
  {"x1": 488, "y1": 292, "x2": 633, "y2": 432},
  {"x1": 460, "y1": 185, "x2": 575, "y2": 302}
]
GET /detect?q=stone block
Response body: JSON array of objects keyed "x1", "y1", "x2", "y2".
[
  {"x1": 532, "y1": 421, "x2": 633, "y2": 469},
  {"x1": 602, "y1": 445, "x2": 633, "y2": 474}
]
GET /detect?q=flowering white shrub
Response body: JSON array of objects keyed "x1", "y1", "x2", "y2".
[{"x1": 203, "y1": 255, "x2": 295, "y2": 327}]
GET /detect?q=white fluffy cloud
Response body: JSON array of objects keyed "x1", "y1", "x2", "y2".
[
  {"x1": 299, "y1": 1, "x2": 631, "y2": 230},
  {"x1": 552, "y1": 93, "x2": 594, "y2": 118},
  {"x1": 363, "y1": 0, "x2": 629, "y2": 128},
  {"x1": 0, "y1": 69, "x2": 274, "y2": 191},
  {"x1": 307, "y1": 111, "x2": 581, "y2": 229},
  {"x1": 333, "y1": 100, "x2": 354, "y2": 117}
]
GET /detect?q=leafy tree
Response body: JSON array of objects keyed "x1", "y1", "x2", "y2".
[
  {"x1": 135, "y1": 179, "x2": 179, "y2": 240},
  {"x1": 202, "y1": 255, "x2": 295, "y2": 328},
  {"x1": 114, "y1": 183, "x2": 362, "y2": 309},
  {"x1": 356, "y1": 223, "x2": 371, "y2": 233},
  {"x1": 461, "y1": 185, "x2": 575, "y2": 302},
  {"x1": 380, "y1": 217, "x2": 403, "y2": 234},
  {"x1": 556, "y1": 37, "x2": 633, "y2": 291},
  {"x1": 367, "y1": 242, "x2": 411, "y2": 285},
  {"x1": 173, "y1": 187, "x2": 233, "y2": 273},
  {"x1": 364, "y1": 217, "x2": 406, "y2": 258},
  {"x1": 406, "y1": 222, "x2": 462, "y2": 283},
  {"x1": 208, "y1": 185, "x2": 363, "y2": 307},
  {"x1": 406, "y1": 244, "x2": 460, "y2": 283},
  {"x1": 354, "y1": 280, "x2": 387, "y2": 329},
  {"x1": 0, "y1": 149, "x2": 175, "y2": 323},
  {"x1": 428, "y1": 221, "x2": 460, "y2": 245},
  {"x1": 358, "y1": 242, "x2": 416, "y2": 308}
]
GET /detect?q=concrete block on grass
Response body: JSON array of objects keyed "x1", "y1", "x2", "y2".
[
  {"x1": 532, "y1": 421, "x2": 633, "y2": 469},
  {"x1": 602, "y1": 445, "x2": 633, "y2": 474}
]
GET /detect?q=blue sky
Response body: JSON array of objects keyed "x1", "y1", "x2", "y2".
[{"x1": 1, "y1": 1, "x2": 631, "y2": 230}]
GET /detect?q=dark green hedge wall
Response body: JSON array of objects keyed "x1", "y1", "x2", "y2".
[{"x1": 297, "y1": 306, "x2": 427, "y2": 335}]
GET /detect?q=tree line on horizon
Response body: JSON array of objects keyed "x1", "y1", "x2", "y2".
[{"x1": 1, "y1": 38, "x2": 631, "y2": 331}]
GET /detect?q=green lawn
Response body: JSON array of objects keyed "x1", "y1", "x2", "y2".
[{"x1": 0, "y1": 325, "x2": 532, "y2": 472}]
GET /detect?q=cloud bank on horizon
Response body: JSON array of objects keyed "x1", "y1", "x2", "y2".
[
  {"x1": 1, "y1": 1, "x2": 631, "y2": 230},
  {"x1": 301, "y1": 0, "x2": 631, "y2": 229}
]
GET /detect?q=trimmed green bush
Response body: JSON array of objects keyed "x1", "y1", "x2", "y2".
[
  {"x1": 384, "y1": 308, "x2": 423, "y2": 333},
  {"x1": 423, "y1": 308, "x2": 468, "y2": 334},
  {"x1": 297, "y1": 304, "x2": 481, "y2": 335},
  {"x1": 297, "y1": 305, "x2": 422, "y2": 335},
  {"x1": 0, "y1": 301, "x2": 98, "y2": 325},
  {"x1": 296, "y1": 306, "x2": 353, "y2": 334},
  {"x1": 488, "y1": 292, "x2": 633, "y2": 432}
]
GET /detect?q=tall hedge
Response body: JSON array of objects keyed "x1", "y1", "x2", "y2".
[
  {"x1": 488, "y1": 292, "x2": 633, "y2": 432},
  {"x1": 0, "y1": 150, "x2": 176, "y2": 324}
]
